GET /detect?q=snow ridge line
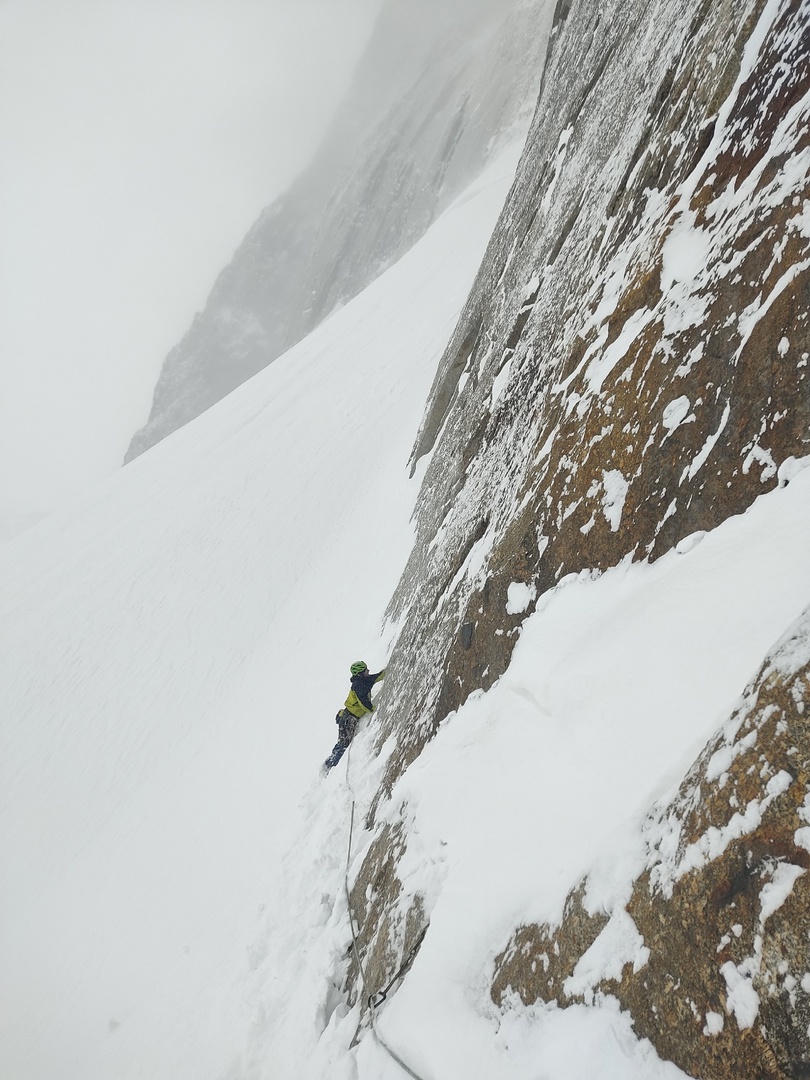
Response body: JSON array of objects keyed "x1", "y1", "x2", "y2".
[{"x1": 343, "y1": 743, "x2": 427, "y2": 1080}]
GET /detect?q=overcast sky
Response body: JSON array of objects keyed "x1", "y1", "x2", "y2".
[{"x1": 0, "y1": 0, "x2": 383, "y2": 535}]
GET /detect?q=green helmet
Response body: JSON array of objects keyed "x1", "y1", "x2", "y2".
[{"x1": 350, "y1": 661, "x2": 368, "y2": 676}]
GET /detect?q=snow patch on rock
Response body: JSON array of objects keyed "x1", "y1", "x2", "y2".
[
  {"x1": 600, "y1": 470, "x2": 629, "y2": 532},
  {"x1": 662, "y1": 395, "x2": 693, "y2": 432},
  {"x1": 506, "y1": 581, "x2": 537, "y2": 615},
  {"x1": 564, "y1": 909, "x2": 650, "y2": 1003},
  {"x1": 759, "y1": 863, "x2": 806, "y2": 924},
  {"x1": 721, "y1": 958, "x2": 761, "y2": 1029},
  {"x1": 702, "y1": 1010, "x2": 724, "y2": 1037}
]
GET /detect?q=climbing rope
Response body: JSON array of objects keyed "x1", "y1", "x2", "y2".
[{"x1": 342, "y1": 742, "x2": 428, "y2": 1080}]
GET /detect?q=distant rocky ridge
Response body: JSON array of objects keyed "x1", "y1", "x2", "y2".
[
  {"x1": 345, "y1": 0, "x2": 810, "y2": 1074},
  {"x1": 125, "y1": 0, "x2": 554, "y2": 461}
]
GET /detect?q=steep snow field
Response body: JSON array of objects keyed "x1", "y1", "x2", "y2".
[
  {"x1": 242, "y1": 461, "x2": 810, "y2": 1080},
  {"x1": 3, "y1": 127, "x2": 810, "y2": 1080},
  {"x1": 0, "y1": 145, "x2": 523, "y2": 1080}
]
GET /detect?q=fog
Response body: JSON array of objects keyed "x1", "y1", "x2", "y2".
[{"x1": 0, "y1": 0, "x2": 383, "y2": 537}]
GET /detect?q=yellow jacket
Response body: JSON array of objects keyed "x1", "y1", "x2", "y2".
[{"x1": 343, "y1": 668, "x2": 386, "y2": 719}]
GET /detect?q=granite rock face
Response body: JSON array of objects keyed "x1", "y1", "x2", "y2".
[
  {"x1": 344, "y1": 0, "x2": 810, "y2": 1065},
  {"x1": 374, "y1": 0, "x2": 810, "y2": 795},
  {"x1": 492, "y1": 605, "x2": 810, "y2": 1080},
  {"x1": 125, "y1": 0, "x2": 554, "y2": 461}
]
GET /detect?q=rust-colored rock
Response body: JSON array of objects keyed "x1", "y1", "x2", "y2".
[
  {"x1": 376, "y1": 0, "x2": 810, "y2": 802},
  {"x1": 346, "y1": 0, "x2": 810, "y2": 1047},
  {"x1": 492, "y1": 607, "x2": 810, "y2": 1080},
  {"x1": 344, "y1": 821, "x2": 427, "y2": 1023}
]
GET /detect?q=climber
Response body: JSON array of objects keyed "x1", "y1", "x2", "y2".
[{"x1": 322, "y1": 661, "x2": 386, "y2": 773}]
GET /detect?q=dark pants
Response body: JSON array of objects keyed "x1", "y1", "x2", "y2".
[{"x1": 324, "y1": 710, "x2": 358, "y2": 769}]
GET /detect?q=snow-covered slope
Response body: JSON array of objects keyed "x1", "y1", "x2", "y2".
[
  {"x1": 331, "y1": 0, "x2": 810, "y2": 1074},
  {"x1": 4, "y1": 0, "x2": 809, "y2": 1077},
  {"x1": 0, "y1": 145, "x2": 523, "y2": 1080},
  {"x1": 243, "y1": 457, "x2": 810, "y2": 1080},
  {"x1": 124, "y1": 0, "x2": 554, "y2": 461}
]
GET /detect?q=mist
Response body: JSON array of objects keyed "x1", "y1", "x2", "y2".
[{"x1": 0, "y1": 0, "x2": 383, "y2": 538}]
